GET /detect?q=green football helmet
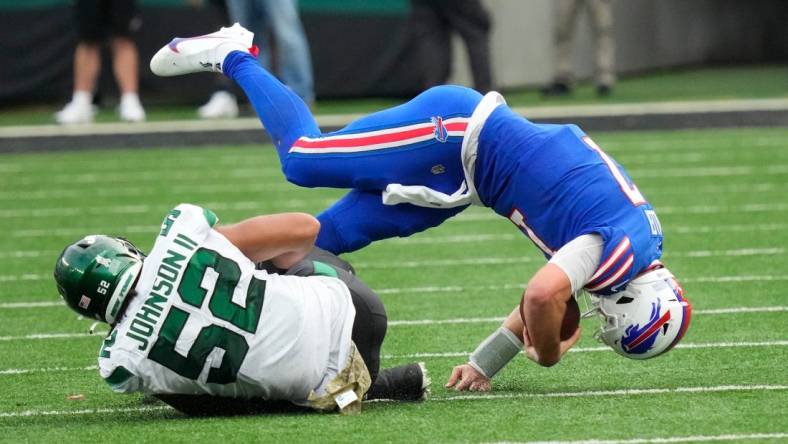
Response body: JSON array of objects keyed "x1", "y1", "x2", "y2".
[{"x1": 54, "y1": 235, "x2": 145, "y2": 324}]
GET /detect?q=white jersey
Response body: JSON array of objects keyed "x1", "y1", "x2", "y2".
[{"x1": 98, "y1": 204, "x2": 355, "y2": 403}]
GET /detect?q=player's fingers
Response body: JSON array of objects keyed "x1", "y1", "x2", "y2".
[
  {"x1": 445, "y1": 366, "x2": 462, "y2": 388},
  {"x1": 454, "y1": 372, "x2": 474, "y2": 391}
]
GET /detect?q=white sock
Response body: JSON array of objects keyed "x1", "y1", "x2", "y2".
[
  {"x1": 120, "y1": 92, "x2": 141, "y2": 106},
  {"x1": 72, "y1": 91, "x2": 93, "y2": 106}
]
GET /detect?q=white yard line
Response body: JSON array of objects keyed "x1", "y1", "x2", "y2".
[
  {"x1": 370, "y1": 275, "x2": 788, "y2": 295},
  {"x1": 0, "y1": 198, "x2": 336, "y2": 219},
  {"x1": 1, "y1": 340, "x2": 785, "y2": 377},
  {"x1": 492, "y1": 432, "x2": 788, "y2": 444},
  {"x1": 630, "y1": 164, "x2": 788, "y2": 179},
  {"x1": 3, "y1": 384, "x2": 784, "y2": 418},
  {"x1": 3, "y1": 272, "x2": 786, "y2": 299},
  {"x1": 385, "y1": 307, "x2": 788, "y2": 326},
  {"x1": 440, "y1": 385, "x2": 788, "y2": 403},
  {"x1": 384, "y1": 341, "x2": 788, "y2": 359},
  {"x1": 0, "y1": 365, "x2": 97, "y2": 376},
  {"x1": 1, "y1": 246, "x2": 782, "y2": 282},
  {"x1": 8, "y1": 216, "x2": 788, "y2": 239},
  {"x1": 0, "y1": 405, "x2": 172, "y2": 419}
]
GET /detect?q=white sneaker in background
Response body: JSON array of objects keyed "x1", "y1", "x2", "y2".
[
  {"x1": 119, "y1": 93, "x2": 146, "y2": 123},
  {"x1": 54, "y1": 91, "x2": 96, "y2": 125},
  {"x1": 198, "y1": 91, "x2": 239, "y2": 119},
  {"x1": 150, "y1": 23, "x2": 255, "y2": 77}
]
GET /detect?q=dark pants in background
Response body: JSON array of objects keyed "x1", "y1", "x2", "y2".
[{"x1": 410, "y1": 0, "x2": 493, "y2": 92}]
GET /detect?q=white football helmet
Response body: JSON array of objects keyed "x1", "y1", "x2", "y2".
[{"x1": 585, "y1": 266, "x2": 691, "y2": 359}]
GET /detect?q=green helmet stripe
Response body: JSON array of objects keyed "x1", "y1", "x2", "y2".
[{"x1": 105, "y1": 262, "x2": 142, "y2": 324}]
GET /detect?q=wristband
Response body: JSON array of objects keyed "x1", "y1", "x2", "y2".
[{"x1": 468, "y1": 327, "x2": 524, "y2": 379}]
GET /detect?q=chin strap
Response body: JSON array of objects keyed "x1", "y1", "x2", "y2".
[{"x1": 88, "y1": 321, "x2": 101, "y2": 335}]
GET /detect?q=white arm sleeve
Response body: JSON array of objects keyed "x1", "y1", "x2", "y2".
[{"x1": 548, "y1": 234, "x2": 604, "y2": 294}]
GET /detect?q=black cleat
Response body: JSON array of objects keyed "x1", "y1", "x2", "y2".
[
  {"x1": 596, "y1": 84, "x2": 612, "y2": 97},
  {"x1": 365, "y1": 362, "x2": 430, "y2": 401}
]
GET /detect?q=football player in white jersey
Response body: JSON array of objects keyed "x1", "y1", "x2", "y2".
[{"x1": 54, "y1": 203, "x2": 428, "y2": 415}]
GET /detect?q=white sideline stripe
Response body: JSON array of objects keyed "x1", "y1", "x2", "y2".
[
  {"x1": 491, "y1": 432, "x2": 788, "y2": 444},
  {"x1": 384, "y1": 341, "x2": 788, "y2": 359},
  {"x1": 2, "y1": 341, "x2": 787, "y2": 378},
  {"x1": 1, "y1": 98, "x2": 786, "y2": 138},
  {"x1": 2, "y1": 247, "x2": 782, "y2": 283},
  {"x1": 0, "y1": 405, "x2": 172, "y2": 419}
]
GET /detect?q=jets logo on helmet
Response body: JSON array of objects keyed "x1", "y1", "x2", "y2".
[
  {"x1": 585, "y1": 265, "x2": 692, "y2": 360},
  {"x1": 54, "y1": 235, "x2": 145, "y2": 324}
]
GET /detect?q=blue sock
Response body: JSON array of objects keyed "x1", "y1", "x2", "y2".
[{"x1": 223, "y1": 51, "x2": 319, "y2": 160}]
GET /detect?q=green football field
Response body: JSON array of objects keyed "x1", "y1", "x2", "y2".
[{"x1": 1, "y1": 127, "x2": 787, "y2": 443}]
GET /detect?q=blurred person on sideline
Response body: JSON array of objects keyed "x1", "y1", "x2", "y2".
[
  {"x1": 55, "y1": 0, "x2": 146, "y2": 124},
  {"x1": 187, "y1": 0, "x2": 240, "y2": 119},
  {"x1": 410, "y1": 0, "x2": 494, "y2": 93},
  {"x1": 198, "y1": 0, "x2": 315, "y2": 119},
  {"x1": 542, "y1": 0, "x2": 616, "y2": 97}
]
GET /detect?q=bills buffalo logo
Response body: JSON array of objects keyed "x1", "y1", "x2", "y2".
[
  {"x1": 432, "y1": 116, "x2": 448, "y2": 143},
  {"x1": 621, "y1": 300, "x2": 671, "y2": 354}
]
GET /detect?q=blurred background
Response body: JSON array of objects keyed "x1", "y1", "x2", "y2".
[{"x1": 0, "y1": 0, "x2": 785, "y2": 110}]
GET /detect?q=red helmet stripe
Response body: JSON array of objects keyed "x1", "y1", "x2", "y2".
[{"x1": 623, "y1": 310, "x2": 671, "y2": 351}]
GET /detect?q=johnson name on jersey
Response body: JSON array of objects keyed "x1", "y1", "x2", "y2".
[{"x1": 98, "y1": 204, "x2": 356, "y2": 403}]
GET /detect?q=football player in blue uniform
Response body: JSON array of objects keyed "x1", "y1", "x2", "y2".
[{"x1": 151, "y1": 24, "x2": 692, "y2": 392}]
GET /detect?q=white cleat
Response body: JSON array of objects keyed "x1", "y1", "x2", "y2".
[
  {"x1": 54, "y1": 100, "x2": 96, "y2": 125},
  {"x1": 119, "y1": 93, "x2": 146, "y2": 123},
  {"x1": 150, "y1": 23, "x2": 256, "y2": 77}
]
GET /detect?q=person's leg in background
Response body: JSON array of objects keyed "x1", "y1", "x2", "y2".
[
  {"x1": 409, "y1": 0, "x2": 452, "y2": 89},
  {"x1": 542, "y1": 0, "x2": 582, "y2": 96},
  {"x1": 109, "y1": 0, "x2": 145, "y2": 122},
  {"x1": 589, "y1": 0, "x2": 616, "y2": 96},
  {"x1": 261, "y1": 0, "x2": 315, "y2": 103},
  {"x1": 199, "y1": 0, "x2": 241, "y2": 119},
  {"x1": 55, "y1": 0, "x2": 103, "y2": 124},
  {"x1": 440, "y1": 0, "x2": 494, "y2": 93},
  {"x1": 227, "y1": 0, "x2": 272, "y2": 69}
]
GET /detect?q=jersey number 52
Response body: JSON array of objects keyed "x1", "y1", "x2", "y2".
[{"x1": 148, "y1": 248, "x2": 266, "y2": 384}]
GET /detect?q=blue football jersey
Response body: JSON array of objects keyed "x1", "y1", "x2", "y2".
[{"x1": 475, "y1": 105, "x2": 663, "y2": 295}]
